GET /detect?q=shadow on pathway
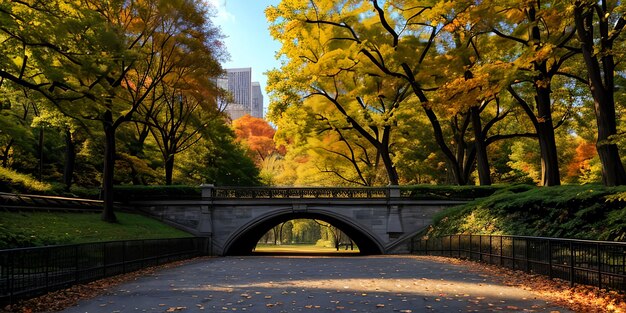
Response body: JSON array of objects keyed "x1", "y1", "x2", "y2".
[{"x1": 61, "y1": 255, "x2": 572, "y2": 312}]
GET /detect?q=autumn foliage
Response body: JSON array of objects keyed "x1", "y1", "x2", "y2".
[
  {"x1": 566, "y1": 140, "x2": 598, "y2": 180},
  {"x1": 265, "y1": 0, "x2": 626, "y2": 187},
  {"x1": 232, "y1": 115, "x2": 284, "y2": 166}
]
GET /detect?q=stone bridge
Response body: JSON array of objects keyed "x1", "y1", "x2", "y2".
[{"x1": 127, "y1": 186, "x2": 465, "y2": 256}]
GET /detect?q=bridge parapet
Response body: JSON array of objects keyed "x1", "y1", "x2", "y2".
[{"x1": 203, "y1": 185, "x2": 400, "y2": 199}]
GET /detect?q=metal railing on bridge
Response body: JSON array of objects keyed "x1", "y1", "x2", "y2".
[
  {"x1": 212, "y1": 187, "x2": 391, "y2": 199},
  {"x1": 0, "y1": 237, "x2": 208, "y2": 305},
  {"x1": 410, "y1": 235, "x2": 626, "y2": 292}
]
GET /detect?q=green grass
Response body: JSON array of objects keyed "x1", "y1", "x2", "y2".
[
  {"x1": 0, "y1": 211, "x2": 192, "y2": 249},
  {"x1": 254, "y1": 243, "x2": 360, "y2": 254}
]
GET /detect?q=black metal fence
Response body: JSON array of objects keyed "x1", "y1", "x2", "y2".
[
  {"x1": 0, "y1": 237, "x2": 209, "y2": 305},
  {"x1": 410, "y1": 235, "x2": 626, "y2": 292},
  {"x1": 0, "y1": 192, "x2": 104, "y2": 212}
]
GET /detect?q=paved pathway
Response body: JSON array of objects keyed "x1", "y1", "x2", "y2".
[{"x1": 62, "y1": 255, "x2": 571, "y2": 312}]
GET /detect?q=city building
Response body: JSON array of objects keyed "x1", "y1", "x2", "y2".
[
  {"x1": 251, "y1": 82, "x2": 264, "y2": 118},
  {"x1": 219, "y1": 68, "x2": 264, "y2": 120}
]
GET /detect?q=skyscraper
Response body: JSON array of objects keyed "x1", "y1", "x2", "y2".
[
  {"x1": 251, "y1": 82, "x2": 263, "y2": 118},
  {"x1": 220, "y1": 68, "x2": 264, "y2": 120},
  {"x1": 227, "y1": 68, "x2": 251, "y2": 108}
]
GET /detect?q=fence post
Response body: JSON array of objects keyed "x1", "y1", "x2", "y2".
[
  {"x1": 103, "y1": 242, "x2": 107, "y2": 277},
  {"x1": 489, "y1": 236, "x2": 493, "y2": 265},
  {"x1": 209, "y1": 235, "x2": 213, "y2": 256},
  {"x1": 569, "y1": 241, "x2": 575, "y2": 288},
  {"x1": 479, "y1": 235, "x2": 483, "y2": 262},
  {"x1": 500, "y1": 236, "x2": 503, "y2": 267},
  {"x1": 469, "y1": 234, "x2": 472, "y2": 260},
  {"x1": 9, "y1": 250, "x2": 14, "y2": 304},
  {"x1": 512, "y1": 237, "x2": 516, "y2": 270},
  {"x1": 122, "y1": 241, "x2": 127, "y2": 274},
  {"x1": 548, "y1": 239, "x2": 553, "y2": 279},
  {"x1": 597, "y1": 243, "x2": 602, "y2": 290},
  {"x1": 74, "y1": 245, "x2": 79, "y2": 283},
  {"x1": 525, "y1": 239, "x2": 530, "y2": 273},
  {"x1": 45, "y1": 249, "x2": 50, "y2": 291}
]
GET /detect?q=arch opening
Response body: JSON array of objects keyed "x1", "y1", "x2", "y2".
[
  {"x1": 223, "y1": 212, "x2": 384, "y2": 256},
  {"x1": 254, "y1": 218, "x2": 359, "y2": 254}
]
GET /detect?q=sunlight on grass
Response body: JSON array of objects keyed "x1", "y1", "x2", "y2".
[
  {"x1": 254, "y1": 244, "x2": 360, "y2": 254},
  {"x1": 0, "y1": 211, "x2": 191, "y2": 249}
]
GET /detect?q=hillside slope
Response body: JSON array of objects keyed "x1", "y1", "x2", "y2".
[{"x1": 426, "y1": 184, "x2": 626, "y2": 241}]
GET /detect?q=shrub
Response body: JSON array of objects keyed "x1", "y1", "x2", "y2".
[
  {"x1": 400, "y1": 184, "x2": 512, "y2": 200},
  {"x1": 113, "y1": 185, "x2": 202, "y2": 202},
  {"x1": 0, "y1": 167, "x2": 57, "y2": 194},
  {"x1": 315, "y1": 239, "x2": 333, "y2": 248},
  {"x1": 427, "y1": 184, "x2": 626, "y2": 241}
]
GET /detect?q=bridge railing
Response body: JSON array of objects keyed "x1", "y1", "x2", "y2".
[
  {"x1": 410, "y1": 234, "x2": 626, "y2": 292},
  {"x1": 0, "y1": 237, "x2": 208, "y2": 305},
  {"x1": 212, "y1": 187, "x2": 391, "y2": 199}
]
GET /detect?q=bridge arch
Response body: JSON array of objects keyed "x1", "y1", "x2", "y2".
[{"x1": 222, "y1": 208, "x2": 385, "y2": 255}]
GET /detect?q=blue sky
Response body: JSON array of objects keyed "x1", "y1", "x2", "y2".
[{"x1": 208, "y1": 0, "x2": 282, "y2": 115}]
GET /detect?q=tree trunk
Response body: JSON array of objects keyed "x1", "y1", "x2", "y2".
[
  {"x1": 574, "y1": 2, "x2": 626, "y2": 186},
  {"x1": 379, "y1": 127, "x2": 399, "y2": 185},
  {"x1": 2, "y1": 139, "x2": 13, "y2": 168},
  {"x1": 130, "y1": 125, "x2": 150, "y2": 185},
  {"x1": 402, "y1": 65, "x2": 466, "y2": 185},
  {"x1": 423, "y1": 107, "x2": 466, "y2": 185},
  {"x1": 279, "y1": 222, "x2": 285, "y2": 245},
  {"x1": 130, "y1": 166, "x2": 142, "y2": 185},
  {"x1": 453, "y1": 113, "x2": 476, "y2": 185},
  {"x1": 535, "y1": 87, "x2": 561, "y2": 186},
  {"x1": 529, "y1": 5, "x2": 560, "y2": 186},
  {"x1": 38, "y1": 127, "x2": 44, "y2": 181},
  {"x1": 471, "y1": 106, "x2": 491, "y2": 185},
  {"x1": 164, "y1": 154, "x2": 174, "y2": 185},
  {"x1": 130, "y1": 125, "x2": 150, "y2": 156},
  {"x1": 101, "y1": 110, "x2": 118, "y2": 223},
  {"x1": 380, "y1": 151, "x2": 399, "y2": 185},
  {"x1": 594, "y1": 90, "x2": 626, "y2": 185},
  {"x1": 63, "y1": 129, "x2": 76, "y2": 191}
]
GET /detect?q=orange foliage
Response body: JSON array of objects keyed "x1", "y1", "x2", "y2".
[
  {"x1": 566, "y1": 140, "x2": 597, "y2": 179},
  {"x1": 232, "y1": 115, "x2": 284, "y2": 165}
]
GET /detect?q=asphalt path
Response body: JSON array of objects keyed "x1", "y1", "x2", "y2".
[{"x1": 61, "y1": 255, "x2": 572, "y2": 312}]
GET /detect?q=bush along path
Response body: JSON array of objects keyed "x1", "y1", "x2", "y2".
[{"x1": 427, "y1": 184, "x2": 626, "y2": 241}]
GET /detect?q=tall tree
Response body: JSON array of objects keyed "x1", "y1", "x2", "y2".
[
  {"x1": 0, "y1": 87, "x2": 35, "y2": 169},
  {"x1": 268, "y1": 1, "x2": 426, "y2": 185},
  {"x1": 146, "y1": 81, "x2": 218, "y2": 185},
  {"x1": 280, "y1": 0, "x2": 461, "y2": 184},
  {"x1": 573, "y1": 0, "x2": 626, "y2": 186},
  {"x1": 478, "y1": 0, "x2": 579, "y2": 186},
  {"x1": 269, "y1": 0, "x2": 534, "y2": 185},
  {"x1": 98, "y1": 0, "x2": 226, "y2": 221},
  {"x1": 0, "y1": 0, "x2": 225, "y2": 221}
]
